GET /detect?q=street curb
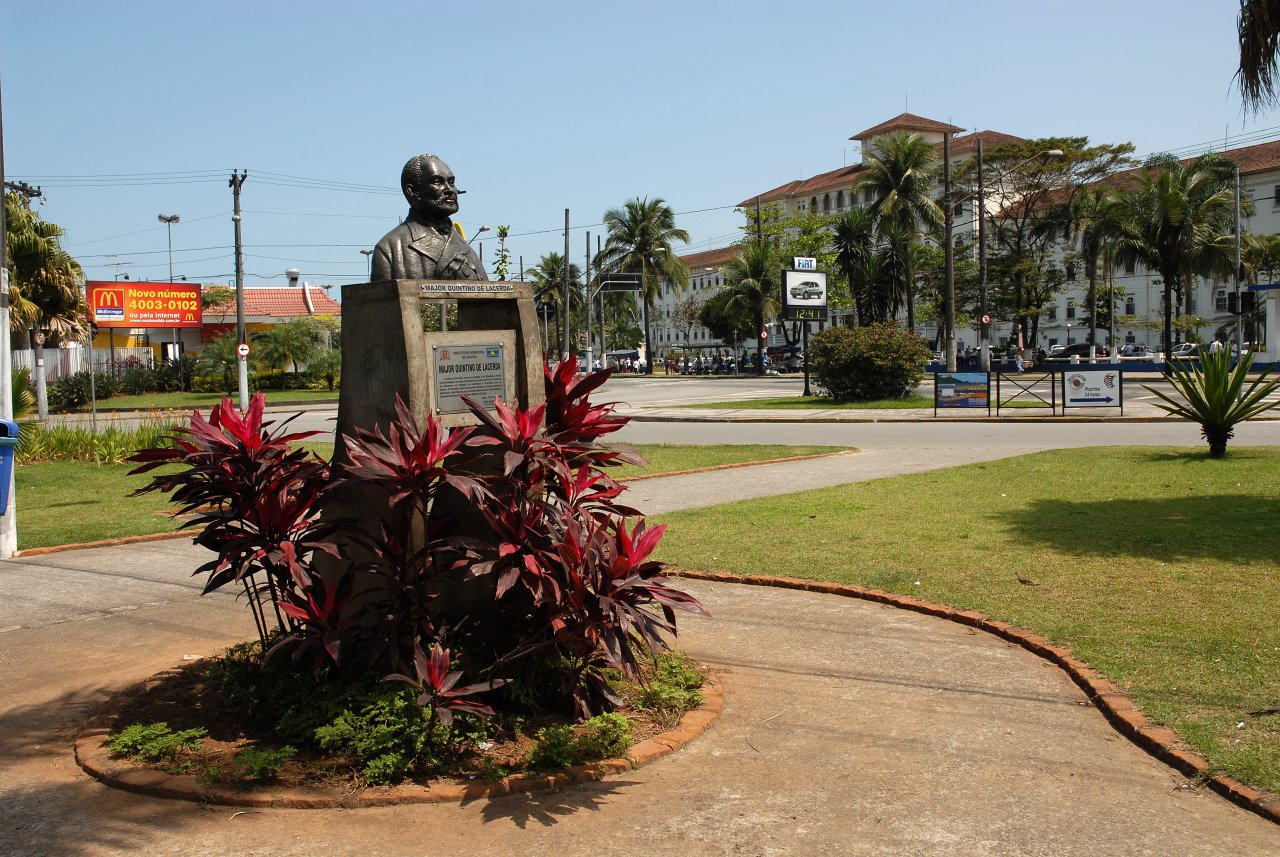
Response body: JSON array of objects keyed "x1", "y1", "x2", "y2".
[
  {"x1": 73, "y1": 673, "x2": 724, "y2": 808},
  {"x1": 669, "y1": 569, "x2": 1280, "y2": 827},
  {"x1": 630, "y1": 413, "x2": 1183, "y2": 424},
  {"x1": 17, "y1": 529, "x2": 189, "y2": 558}
]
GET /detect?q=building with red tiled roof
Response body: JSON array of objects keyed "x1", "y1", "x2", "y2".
[
  {"x1": 202, "y1": 283, "x2": 341, "y2": 342},
  {"x1": 850, "y1": 112, "x2": 965, "y2": 141}
]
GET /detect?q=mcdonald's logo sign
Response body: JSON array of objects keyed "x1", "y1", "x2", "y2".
[{"x1": 92, "y1": 286, "x2": 126, "y2": 321}]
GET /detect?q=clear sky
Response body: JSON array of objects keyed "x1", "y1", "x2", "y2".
[{"x1": 2, "y1": 0, "x2": 1274, "y2": 292}]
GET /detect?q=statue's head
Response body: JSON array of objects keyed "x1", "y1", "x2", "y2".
[{"x1": 401, "y1": 154, "x2": 459, "y2": 219}]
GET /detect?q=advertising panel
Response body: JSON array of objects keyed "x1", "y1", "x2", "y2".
[
  {"x1": 780, "y1": 269, "x2": 828, "y2": 321},
  {"x1": 87, "y1": 281, "x2": 203, "y2": 329},
  {"x1": 935, "y1": 372, "x2": 991, "y2": 409},
  {"x1": 1062, "y1": 369, "x2": 1123, "y2": 408}
]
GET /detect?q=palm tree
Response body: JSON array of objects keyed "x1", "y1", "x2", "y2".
[
  {"x1": 830, "y1": 208, "x2": 876, "y2": 326},
  {"x1": 852, "y1": 132, "x2": 943, "y2": 330},
  {"x1": 1103, "y1": 156, "x2": 1236, "y2": 357},
  {"x1": 1068, "y1": 184, "x2": 1114, "y2": 354},
  {"x1": 721, "y1": 242, "x2": 781, "y2": 375},
  {"x1": 525, "y1": 252, "x2": 582, "y2": 355},
  {"x1": 198, "y1": 331, "x2": 250, "y2": 395},
  {"x1": 596, "y1": 198, "x2": 690, "y2": 371},
  {"x1": 255, "y1": 318, "x2": 323, "y2": 375},
  {"x1": 5, "y1": 192, "x2": 85, "y2": 418},
  {"x1": 1239, "y1": 0, "x2": 1280, "y2": 111}
]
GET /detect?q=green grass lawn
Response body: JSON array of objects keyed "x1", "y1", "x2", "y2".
[
  {"x1": 650, "y1": 445, "x2": 1280, "y2": 794},
  {"x1": 13, "y1": 444, "x2": 846, "y2": 550},
  {"x1": 77, "y1": 388, "x2": 340, "y2": 412},
  {"x1": 681, "y1": 395, "x2": 934, "y2": 410}
]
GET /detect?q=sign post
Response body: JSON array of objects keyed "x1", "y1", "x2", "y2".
[{"x1": 781, "y1": 267, "x2": 828, "y2": 396}]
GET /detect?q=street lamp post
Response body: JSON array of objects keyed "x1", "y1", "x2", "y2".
[
  {"x1": 360, "y1": 248, "x2": 373, "y2": 279},
  {"x1": 158, "y1": 214, "x2": 180, "y2": 282}
]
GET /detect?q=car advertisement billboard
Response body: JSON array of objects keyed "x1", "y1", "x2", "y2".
[
  {"x1": 87, "y1": 281, "x2": 203, "y2": 329},
  {"x1": 781, "y1": 269, "x2": 828, "y2": 321}
]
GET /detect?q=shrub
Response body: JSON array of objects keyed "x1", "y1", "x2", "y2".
[
  {"x1": 130, "y1": 362, "x2": 709, "y2": 734},
  {"x1": 634, "y1": 652, "x2": 705, "y2": 718},
  {"x1": 48, "y1": 370, "x2": 119, "y2": 412},
  {"x1": 120, "y1": 364, "x2": 157, "y2": 395},
  {"x1": 1145, "y1": 346, "x2": 1280, "y2": 457},
  {"x1": 527, "y1": 725, "x2": 577, "y2": 768},
  {"x1": 574, "y1": 712, "x2": 632, "y2": 760},
  {"x1": 233, "y1": 745, "x2": 295, "y2": 781},
  {"x1": 806, "y1": 323, "x2": 930, "y2": 401},
  {"x1": 106, "y1": 722, "x2": 206, "y2": 762}
]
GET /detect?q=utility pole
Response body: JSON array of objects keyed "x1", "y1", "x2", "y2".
[
  {"x1": 4, "y1": 180, "x2": 42, "y2": 208},
  {"x1": 977, "y1": 138, "x2": 990, "y2": 372},
  {"x1": 562, "y1": 208, "x2": 570, "y2": 361},
  {"x1": 585, "y1": 230, "x2": 592, "y2": 372},
  {"x1": 229, "y1": 170, "x2": 249, "y2": 411},
  {"x1": 1235, "y1": 163, "x2": 1244, "y2": 357},
  {"x1": 943, "y1": 132, "x2": 956, "y2": 372},
  {"x1": 0, "y1": 76, "x2": 17, "y2": 558},
  {"x1": 755, "y1": 196, "x2": 763, "y2": 246}
]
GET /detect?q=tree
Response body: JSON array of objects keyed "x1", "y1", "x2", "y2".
[
  {"x1": 670, "y1": 294, "x2": 705, "y2": 352},
  {"x1": 1102, "y1": 154, "x2": 1237, "y2": 357},
  {"x1": 597, "y1": 198, "x2": 690, "y2": 370},
  {"x1": 830, "y1": 208, "x2": 876, "y2": 325},
  {"x1": 956, "y1": 137, "x2": 1135, "y2": 350},
  {"x1": 198, "y1": 331, "x2": 250, "y2": 395},
  {"x1": 721, "y1": 243, "x2": 781, "y2": 375},
  {"x1": 254, "y1": 318, "x2": 324, "y2": 375},
  {"x1": 1239, "y1": 0, "x2": 1280, "y2": 111},
  {"x1": 698, "y1": 289, "x2": 754, "y2": 357},
  {"x1": 525, "y1": 252, "x2": 582, "y2": 354},
  {"x1": 851, "y1": 132, "x2": 943, "y2": 331},
  {"x1": 5, "y1": 192, "x2": 86, "y2": 418},
  {"x1": 1067, "y1": 184, "x2": 1114, "y2": 352}
]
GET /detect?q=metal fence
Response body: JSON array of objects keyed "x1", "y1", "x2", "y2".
[{"x1": 11, "y1": 346, "x2": 155, "y2": 383}]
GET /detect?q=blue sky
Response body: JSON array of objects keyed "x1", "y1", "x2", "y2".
[{"x1": 3, "y1": 0, "x2": 1274, "y2": 292}]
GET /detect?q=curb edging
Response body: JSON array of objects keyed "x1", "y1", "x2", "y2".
[
  {"x1": 670, "y1": 569, "x2": 1280, "y2": 827},
  {"x1": 74, "y1": 674, "x2": 723, "y2": 808}
]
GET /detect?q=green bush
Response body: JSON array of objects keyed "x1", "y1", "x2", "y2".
[
  {"x1": 120, "y1": 364, "x2": 157, "y2": 395},
  {"x1": 574, "y1": 713, "x2": 632, "y2": 760},
  {"x1": 105, "y1": 722, "x2": 206, "y2": 762},
  {"x1": 234, "y1": 745, "x2": 296, "y2": 781},
  {"x1": 527, "y1": 724, "x2": 577, "y2": 768},
  {"x1": 48, "y1": 370, "x2": 119, "y2": 412},
  {"x1": 635, "y1": 652, "x2": 705, "y2": 716},
  {"x1": 806, "y1": 323, "x2": 930, "y2": 401}
]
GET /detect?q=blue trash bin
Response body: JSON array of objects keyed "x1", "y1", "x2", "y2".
[{"x1": 0, "y1": 420, "x2": 19, "y2": 514}]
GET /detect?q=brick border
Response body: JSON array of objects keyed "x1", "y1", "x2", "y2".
[
  {"x1": 669, "y1": 569, "x2": 1280, "y2": 826},
  {"x1": 74, "y1": 673, "x2": 723, "y2": 808}
]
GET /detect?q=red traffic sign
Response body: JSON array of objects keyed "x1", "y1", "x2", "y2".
[
  {"x1": 981, "y1": 313, "x2": 992, "y2": 325},
  {"x1": 237, "y1": 342, "x2": 250, "y2": 358},
  {"x1": 761, "y1": 330, "x2": 769, "y2": 339}
]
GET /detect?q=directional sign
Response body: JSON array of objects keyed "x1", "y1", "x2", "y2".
[
  {"x1": 237, "y1": 342, "x2": 251, "y2": 358},
  {"x1": 1062, "y1": 369, "x2": 1122, "y2": 409},
  {"x1": 981, "y1": 313, "x2": 992, "y2": 325},
  {"x1": 597, "y1": 272, "x2": 643, "y2": 292}
]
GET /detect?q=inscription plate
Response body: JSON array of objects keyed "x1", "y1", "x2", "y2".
[
  {"x1": 432, "y1": 342, "x2": 509, "y2": 414},
  {"x1": 418, "y1": 281, "x2": 515, "y2": 297}
]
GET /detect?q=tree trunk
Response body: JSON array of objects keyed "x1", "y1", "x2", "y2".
[
  {"x1": 642, "y1": 296, "x2": 651, "y2": 374},
  {"x1": 755, "y1": 311, "x2": 766, "y2": 376},
  {"x1": 1087, "y1": 261, "x2": 1098, "y2": 356},
  {"x1": 904, "y1": 248, "x2": 915, "y2": 332},
  {"x1": 1160, "y1": 266, "x2": 1176, "y2": 358}
]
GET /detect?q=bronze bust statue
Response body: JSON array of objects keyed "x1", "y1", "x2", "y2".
[{"x1": 370, "y1": 154, "x2": 488, "y2": 282}]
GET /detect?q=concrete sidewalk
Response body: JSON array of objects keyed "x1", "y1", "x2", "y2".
[{"x1": 3, "y1": 447, "x2": 1280, "y2": 854}]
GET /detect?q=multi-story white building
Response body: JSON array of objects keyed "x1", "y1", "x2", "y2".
[{"x1": 652, "y1": 113, "x2": 1280, "y2": 360}]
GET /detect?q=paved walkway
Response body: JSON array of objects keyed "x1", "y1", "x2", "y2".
[{"x1": 2, "y1": 437, "x2": 1280, "y2": 855}]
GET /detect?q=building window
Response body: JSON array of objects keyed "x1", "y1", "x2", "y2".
[
  {"x1": 1125, "y1": 296, "x2": 1135, "y2": 315},
  {"x1": 1126, "y1": 331, "x2": 1136, "y2": 344},
  {"x1": 1189, "y1": 295, "x2": 1197, "y2": 313},
  {"x1": 811, "y1": 196, "x2": 818, "y2": 211},
  {"x1": 1273, "y1": 184, "x2": 1280, "y2": 209},
  {"x1": 823, "y1": 193, "x2": 832, "y2": 213},
  {"x1": 1124, "y1": 259, "x2": 1136, "y2": 275},
  {"x1": 863, "y1": 187, "x2": 875, "y2": 204},
  {"x1": 1217, "y1": 289, "x2": 1228, "y2": 312},
  {"x1": 1046, "y1": 306, "x2": 1058, "y2": 321},
  {"x1": 1066, "y1": 300, "x2": 1076, "y2": 319},
  {"x1": 836, "y1": 190, "x2": 845, "y2": 209}
]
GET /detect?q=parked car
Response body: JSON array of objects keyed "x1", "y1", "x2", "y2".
[
  {"x1": 1116, "y1": 343, "x2": 1156, "y2": 358},
  {"x1": 1168, "y1": 342, "x2": 1200, "y2": 359},
  {"x1": 1043, "y1": 342, "x2": 1108, "y2": 361}
]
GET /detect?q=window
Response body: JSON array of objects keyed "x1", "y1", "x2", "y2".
[
  {"x1": 1126, "y1": 332, "x2": 1136, "y2": 344},
  {"x1": 1046, "y1": 306, "x2": 1058, "y2": 321},
  {"x1": 1217, "y1": 289, "x2": 1228, "y2": 312},
  {"x1": 836, "y1": 190, "x2": 845, "y2": 209},
  {"x1": 863, "y1": 187, "x2": 875, "y2": 204},
  {"x1": 1125, "y1": 295, "x2": 1135, "y2": 315},
  {"x1": 1124, "y1": 259, "x2": 1136, "y2": 275},
  {"x1": 1066, "y1": 300, "x2": 1076, "y2": 319},
  {"x1": 1273, "y1": 184, "x2": 1280, "y2": 209},
  {"x1": 823, "y1": 193, "x2": 832, "y2": 213},
  {"x1": 1189, "y1": 295, "x2": 1197, "y2": 313},
  {"x1": 811, "y1": 196, "x2": 818, "y2": 211}
]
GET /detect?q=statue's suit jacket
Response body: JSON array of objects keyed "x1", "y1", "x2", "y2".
[{"x1": 370, "y1": 210, "x2": 488, "y2": 281}]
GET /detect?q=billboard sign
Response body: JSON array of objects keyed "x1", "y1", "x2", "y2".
[
  {"x1": 87, "y1": 281, "x2": 203, "y2": 329},
  {"x1": 935, "y1": 372, "x2": 991, "y2": 409},
  {"x1": 1062, "y1": 369, "x2": 1122, "y2": 408},
  {"x1": 781, "y1": 268, "x2": 828, "y2": 321}
]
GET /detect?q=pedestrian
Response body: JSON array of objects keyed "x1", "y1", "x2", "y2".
[
  {"x1": 1014, "y1": 351, "x2": 1025, "y2": 373},
  {"x1": 1209, "y1": 336, "x2": 1223, "y2": 355}
]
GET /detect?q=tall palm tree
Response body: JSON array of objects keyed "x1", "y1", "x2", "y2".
[
  {"x1": 1103, "y1": 157, "x2": 1236, "y2": 357},
  {"x1": 1069, "y1": 184, "x2": 1114, "y2": 353},
  {"x1": 852, "y1": 132, "x2": 943, "y2": 331},
  {"x1": 198, "y1": 331, "x2": 251, "y2": 395},
  {"x1": 5, "y1": 192, "x2": 85, "y2": 418},
  {"x1": 1239, "y1": 0, "x2": 1280, "y2": 111},
  {"x1": 721, "y1": 242, "x2": 780, "y2": 375},
  {"x1": 255, "y1": 318, "x2": 323, "y2": 375},
  {"x1": 525, "y1": 252, "x2": 582, "y2": 354},
  {"x1": 596, "y1": 198, "x2": 690, "y2": 370},
  {"x1": 830, "y1": 208, "x2": 876, "y2": 326}
]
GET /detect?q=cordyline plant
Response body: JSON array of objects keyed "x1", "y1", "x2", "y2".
[
  {"x1": 130, "y1": 361, "x2": 708, "y2": 723},
  {"x1": 1144, "y1": 346, "x2": 1280, "y2": 457}
]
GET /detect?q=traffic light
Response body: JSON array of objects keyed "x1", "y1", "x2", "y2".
[
  {"x1": 1242, "y1": 292, "x2": 1257, "y2": 313},
  {"x1": 1228, "y1": 292, "x2": 1239, "y2": 314}
]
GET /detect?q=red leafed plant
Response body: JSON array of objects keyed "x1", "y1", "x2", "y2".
[
  {"x1": 129, "y1": 395, "x2": 338, "y2": 652},
  {"x1": 131, "y1": 361, "x2": 708, "y2": 723}
]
